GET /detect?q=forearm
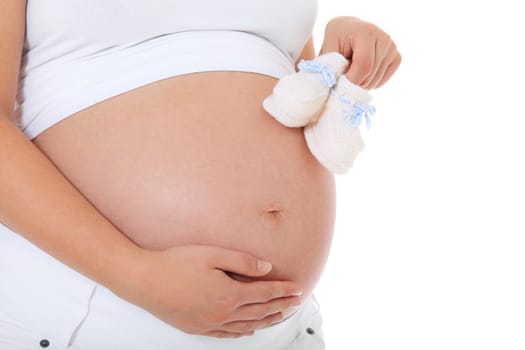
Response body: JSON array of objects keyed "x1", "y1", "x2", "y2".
[{"x1": 0, "y1": 116, "x2": 142, "y2": 292}]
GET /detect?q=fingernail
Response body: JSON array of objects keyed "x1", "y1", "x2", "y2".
[
  {"x1": 291, "y1": 288, "x2": 303, "y2": 296},
  {"x1": 257, "y1": 260, "x2": 272, "y2": 272}
]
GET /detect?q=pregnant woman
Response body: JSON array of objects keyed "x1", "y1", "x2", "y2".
[{"x1": 0, "y1": 1, "x2": 401, "y2": 349}]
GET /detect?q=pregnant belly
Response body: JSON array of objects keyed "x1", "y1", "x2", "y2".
[{"x1": 32, "y1": 71, "x2": 336, "y2": 297}]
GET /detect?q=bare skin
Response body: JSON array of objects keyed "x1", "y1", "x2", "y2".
[{"x1": 32, "y1": 69, "x2": 338, "y2": 309}]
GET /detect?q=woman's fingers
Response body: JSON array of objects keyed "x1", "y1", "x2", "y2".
[
  {"x1": 218, "y1": 296, "x2": 302, "y2": 334},
  {"x1": 234, "y1": 279, "x2": 303, "y2": 305},
  {"x1": 203, "y1": 330, "x2": 255, "y2": 339},
  {"x1": 346, "y1": 27, "x2": 394, "y2": 88},
  {"x1": 375, "y1": 51, "x2": 402, "y2": 89},
  {"x1": 210, "y1": 246, "x2": 303, "y2": 302},
  {"x1": 209, "y1": 246, "x2": 274, "y2": 277},
  {"x1": 220, "y1": 312, "x2": 285, "y2": 334},
  {"x1": 345, "y1": 37, "x2": 375, "y2": 85},
  {"x1": 132, "y1": 245, "x2": 305, "y2": 337},
  {"x1": 319, "y1": 16, "x2": 401, "y2": 89},
  {"x1": 362, "y1": 40, "x2": 402, "y2": 89},
  {"x1": 233, "y1": 295, "x2": 302, "y2": 322}
]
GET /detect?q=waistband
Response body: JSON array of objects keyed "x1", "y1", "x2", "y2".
[{"x1": 16, "y1": 30, "x2": 296, "y2": 140}]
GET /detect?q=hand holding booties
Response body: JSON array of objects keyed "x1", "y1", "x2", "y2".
[{"x1": 263, "y1": 52, "x2": 376, "y2": 174}]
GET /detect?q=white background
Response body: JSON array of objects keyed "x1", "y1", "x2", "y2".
[{"x1": 312, "y1": 1, "x2": 525, "y2": 349}]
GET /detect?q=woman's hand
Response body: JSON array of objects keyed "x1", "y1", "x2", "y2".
[
  {"x1": 320, "y1": 16, "x2": 402, "y2": 89},
  {"x1": 121, "y1": 245, "x2": 303, "y2": 338}
]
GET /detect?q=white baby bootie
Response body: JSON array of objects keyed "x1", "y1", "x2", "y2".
[
  {"x1": 263, "y1": 52, "x2": 348, "y2": 127},
  {"x1": 304, "y1": 75, "x2": 376, "y2": 174}
]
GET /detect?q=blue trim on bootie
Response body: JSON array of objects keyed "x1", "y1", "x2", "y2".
[
  {"x1": 339, "y1": 95, "x2": 376, "y2": 129},
  {"x1": 297, "y1": 60, "x2": 337, "y2": 87}
]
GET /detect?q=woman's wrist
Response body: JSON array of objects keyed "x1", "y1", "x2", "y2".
[{"x1": 99, "y1": 238, "x2": 151, "y2": 300}]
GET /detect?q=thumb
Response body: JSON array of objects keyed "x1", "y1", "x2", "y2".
[{"x1": 210, "y1": 247, "x2": 273, "y2": 277}]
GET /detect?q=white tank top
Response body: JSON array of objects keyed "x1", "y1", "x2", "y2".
[{"x1": 16, "y1": 0, "x2": 318, "y2": 139}]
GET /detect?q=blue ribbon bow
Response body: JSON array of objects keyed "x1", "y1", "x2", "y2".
[
  {"x1": 297, "y1": 59, "x2": 337, "y2": 87},
  {"x1": 339, "y1": 95, "x2": 376, "y2": 129}
]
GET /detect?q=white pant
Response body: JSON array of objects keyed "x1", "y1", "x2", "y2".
[{"x1": 0, "y1": 224, "x2": 325, "y2": 350}]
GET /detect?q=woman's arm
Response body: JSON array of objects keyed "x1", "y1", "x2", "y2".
[
  {"x1": 0, "y1": 1, "x2": 301, "y2": 338},
  {"x1": 0, "y1": 0, "x2": 143, "y2": 300}
]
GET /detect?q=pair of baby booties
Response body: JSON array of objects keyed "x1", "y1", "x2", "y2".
[{"x1": 263, "y1": 52, "x2": 376, "y2": 174}]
